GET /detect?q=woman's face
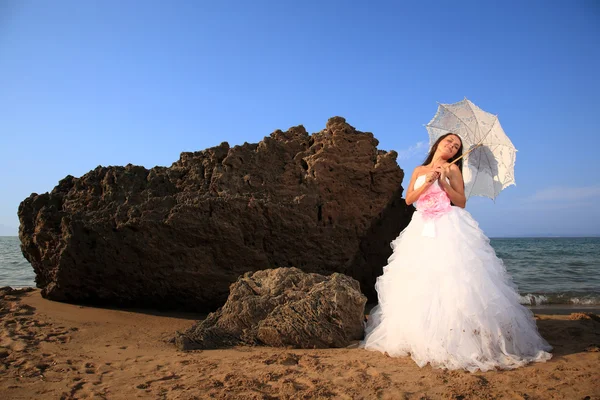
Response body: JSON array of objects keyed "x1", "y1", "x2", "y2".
[{"x1": 437, "y1": 135, "x2": 461, "y2": 159}]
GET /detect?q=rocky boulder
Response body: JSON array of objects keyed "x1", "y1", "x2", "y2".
[
  {"x1": 175, "y1": 267, "x2": 367, "y2": 349},
  {"x1": 18, "y1": 117, "x2": 414, "y2": 311}
]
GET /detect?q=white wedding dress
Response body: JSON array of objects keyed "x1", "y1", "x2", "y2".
[{"x1": 361, "y1": 175, "x2": 552, "y2": 372}]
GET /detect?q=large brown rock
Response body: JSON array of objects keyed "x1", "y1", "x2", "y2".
[
  {"x1": 175, "y1": 267, "x2": 367, "y2": 350},
  {"x1": 18, "y1": 117, "x2": 414, "y2": 311}
]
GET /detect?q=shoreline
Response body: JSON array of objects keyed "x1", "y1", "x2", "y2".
[
  {"x1": 3, "y1": 235, "x2": 600, "y2": 238},
  {"x1": 528, "y1": 304, "x2": 600, "y2": 314},
  {"x1": 1, "y1": 288, "x2": 599, "y2": 399},
  {"x1": 6, "y1": 287, "x2": 600, "y2": 311}
]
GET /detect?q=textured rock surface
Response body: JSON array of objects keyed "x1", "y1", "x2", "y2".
[
  {"x1": 18, "y1": 117, "x2": 413, "y2": 311},
  {"x1": 175, "y1": 267, "x2": 367, "y2": 349}
]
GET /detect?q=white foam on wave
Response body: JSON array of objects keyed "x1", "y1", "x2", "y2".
[
  {"x1": 569, "y1": 297, "x2": 599, "y2": 305},
  {"x1": 519, "y1": 294, "x2": 549, "y2": 305},
  {"x1": 519, "y1": 293, "x2": 600, "y2": 306}
]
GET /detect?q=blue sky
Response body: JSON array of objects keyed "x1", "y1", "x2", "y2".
[{"x1": 1, "y1": 0, "x2": 599, "y2": 237}]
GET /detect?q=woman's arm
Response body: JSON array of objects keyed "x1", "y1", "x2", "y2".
[
  {"x1": 438, "y1": 164, "x2": 466, "y2": 208},
  {"x1": 405, "y1": 167, "x2": 439, "y2": 206}
]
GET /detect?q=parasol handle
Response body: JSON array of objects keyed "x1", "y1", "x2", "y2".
[{"x1": 448, "y1": 143, "x2": 483, "y2": 166}]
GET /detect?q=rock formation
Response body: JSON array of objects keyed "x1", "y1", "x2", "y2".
[
  {"x1": 175, "y1": 267, "x2": 367, "y2": 349},
  {"x1": 18, "y1": 117, "x2": 414, "y2": 311}
]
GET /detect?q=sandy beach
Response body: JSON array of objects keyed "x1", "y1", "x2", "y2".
[{"x1": 1, "y1": 288, "x2": 599, "y2": 400}]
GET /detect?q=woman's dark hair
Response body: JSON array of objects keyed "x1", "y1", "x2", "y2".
[{"x1": 422, "y1": 133, "x2": 463, "y2": 173}]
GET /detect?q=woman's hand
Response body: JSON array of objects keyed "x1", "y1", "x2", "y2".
[
  {"x1": 436, "y1": 164, "x2": 467, "y2": 208},
  {"x1": 437, "y1": 166, "x2": 450, "y2": 188},
  {"x1": 426, "y1": 170, "x2": 440, "y2": 184}
]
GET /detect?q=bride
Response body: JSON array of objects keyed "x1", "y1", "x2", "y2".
[{"x1": 361, "y1": 133, "x2": 552, "y2": 372}]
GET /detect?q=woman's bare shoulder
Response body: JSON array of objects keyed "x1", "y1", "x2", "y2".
[
  {"x1": 448, "y1": 163, "x2": 462, "y2": 174},
  {"x1": 413, "y1": 165, "x2": 427, "y2": 174}
]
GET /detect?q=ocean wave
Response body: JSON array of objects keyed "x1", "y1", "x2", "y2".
[
  {"x1": 565, "y1": 261, "x2": 590, "y2": 267},
  {"x1": 519, "y1": 293, "x2": 600, "y2": 306}
]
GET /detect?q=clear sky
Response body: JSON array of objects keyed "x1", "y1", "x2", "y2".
[{"x1": 1, "y1": 0, "x2": 599, "y2": 237}]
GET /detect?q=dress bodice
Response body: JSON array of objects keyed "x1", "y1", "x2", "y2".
[
  {"x1": 414, "y1": 174, "x2": 449, "y2": 191},
  {"x1": 414, "y1": 175, "x2": 451, "y2": 218},
  {"x1": 414, "y1": 175, "x2": 428, "y2": 190}
]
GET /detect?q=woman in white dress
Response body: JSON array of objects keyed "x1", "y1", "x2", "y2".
[{"x1": 361, "y1": 133, "x2": 552, "y2": 372}]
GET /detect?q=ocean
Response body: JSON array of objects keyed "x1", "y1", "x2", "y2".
[{"x1": 1, "y1": 236, "x2": 598, "y2": 306}]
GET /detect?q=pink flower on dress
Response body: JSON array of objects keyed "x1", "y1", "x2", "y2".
[{"x1": 416, "y1": 186, "x2": 451, "y2": 219}]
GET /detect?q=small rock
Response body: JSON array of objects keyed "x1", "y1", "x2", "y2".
[{"x1": 176, "y1": 267, "x2": 366, "y2": 350}]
